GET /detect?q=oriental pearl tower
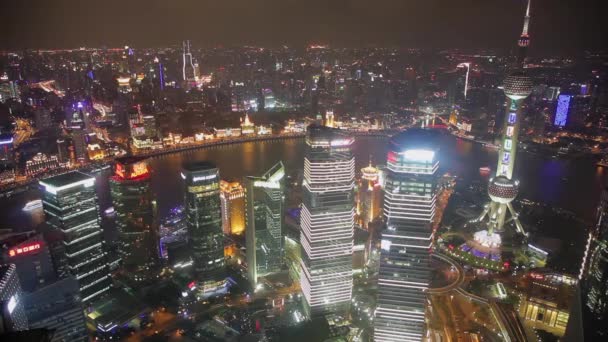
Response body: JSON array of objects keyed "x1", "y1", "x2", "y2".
[{"x1": 473, "y1": 0, "x2": 533, "y2": 247}]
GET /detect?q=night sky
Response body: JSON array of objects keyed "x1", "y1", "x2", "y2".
[{"x1": 1, "y1": 0, "x2": 605, "y2": 52}]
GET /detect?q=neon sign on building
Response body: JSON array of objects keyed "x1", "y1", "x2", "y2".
[{"x1": 8, "y1": 242, "x2": 42, "y2": 257}]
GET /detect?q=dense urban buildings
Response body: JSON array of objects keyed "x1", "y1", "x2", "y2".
[
  {"x1": 182, "y1": 161, "x2": 226, "y2": 296},
  {"x1": 299, "y1": 125, "x2": 355, "y2": 317},
  {"x1": 39, "y1": 171, "x2": 111, "y2": 304},
  {"x1": 245, "y1": 161, "x2": 285, "y2": 286},
  {"x1": 374, "y1": 129, "x2": 439, "y2": 342},
  {"x1": 0, "y1": 0, "x2": 607, "y2": 339},
  {"x1": 109, "y1": 156, "x2": 159, "y2": 282}
]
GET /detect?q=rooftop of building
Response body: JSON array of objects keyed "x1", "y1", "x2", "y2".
[
  {"x1": 39, "y1": 171, "x2": 93, "y2": 188},
  {"x1": 86, "y1": 288, "x2": 147, "y2": 329},
  {"x1": 24, "y1": 277, "x2": 82, "y2": 323}
]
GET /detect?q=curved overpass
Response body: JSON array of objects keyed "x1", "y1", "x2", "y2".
[{"x1": 428, "y1": 252, "x2": 465, "y2": 295}]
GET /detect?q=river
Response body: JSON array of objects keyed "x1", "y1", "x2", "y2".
[{"x1": 1, "y1": 134, "x2": 605, "y2": 234}]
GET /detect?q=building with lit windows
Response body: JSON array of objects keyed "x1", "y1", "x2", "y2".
[
  {"x1": 24, "y1": 277, "x2": 87, "y2": 342},
  {"x1": 357, "y1": 163, "x2": 382, "y2": 229},
  {"x1": 299, "y1": 125, "x2": 355, "y2": 317},
  {"x1": 219, "y1": 180, "x2": 246, "y2": 236},
  {"x1": 110, "y1": 157, "x2": 159, "y2": 283},
  {"x1": 241, "y1": 114, "x2": 255, "y2": 135},
  {"x1": 580, "y1": 179, "x2": 608, "y2": 339},
  {"x1": 0, "y1": 133, "x2": 14, "y2": 168},
  {"x1": 182, "y1": 162, "x2": 226, "y2": 297},
  {"x1": 0, "y1": 264, "x2": 29, "y2": 332},
  {"x1": 520, "y1": 272, "x2": 576, "y2": 336},
  {"x1": 39, "y1": 171, "x2": 111, "y2": 304},
  {"x1": 245, "y1": 161, "x2": 285, "y2": 286},
  {"x1": 374, "y1": 129, "x2": 440, "y2": 342}
]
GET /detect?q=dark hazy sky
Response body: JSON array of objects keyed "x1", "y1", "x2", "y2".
[{"x1": 1, "y1": 0, "x2": 605, "y2": 52}]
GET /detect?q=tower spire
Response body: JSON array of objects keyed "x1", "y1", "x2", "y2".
[
  {"x1": 522, "y1": 0, "x2": 531, "y2": 36},
  {"x1": 517, "y1": 0, "x2": 531, "y2": 67}
]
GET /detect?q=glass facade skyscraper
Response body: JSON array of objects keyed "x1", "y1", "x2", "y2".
[
  {"x1": 39, "y1": 171, "x2": 111, "y2": 304},
  {"x1": 581, "y1": 180, "x2": 608, "y2": 339},
  {"x1": 374, "y1": 129, "x2": 439, "y2": 342},
  {"x1": 181, "y1": 162, "x2": 226, "y2": 295},
  {"x1": 0, "y1": 264, "x2": 29, "y2": 332},
  {"x1": 299, "y1": 125, "x2": 355, "y2": 317},
  {"x1": 110, "y1": 156, "x2": 159, "y2": 282},
  {"x1": 245, "y1": 161, "x2": 285, "y2": 286}
]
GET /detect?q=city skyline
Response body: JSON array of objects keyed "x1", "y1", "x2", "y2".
[{"x1": 0, "y1": 1, "x2": 607, "y2": 340}]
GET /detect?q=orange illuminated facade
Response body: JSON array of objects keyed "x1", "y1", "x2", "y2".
[
  {"x1": 357, "y1": 164, "x2": 382, "y2": 229},
  {"x1": 113, "y1": 158, "x2": 150, "y2": 181},
  {"x1": 219, "y1": 180, "x2": 246, "y2": 235}
]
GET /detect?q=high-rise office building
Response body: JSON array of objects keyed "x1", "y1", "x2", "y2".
[
  {"x1": 219, "y1": 180, "x2": 246, "y2": 236},
  {"x1": 34, "y1": 108, "x2": 52, "y2": 131},
  {"x1": 358, "y1": 163, "x2": 382, "y2": 229},
  {"x1": 0, "y1": 264, "x2": 29, "y2": 332},
  {"x1": 580, "y1": 179, "x2": 608, "y2": 339},
  {"x1": 0, "y1": 133, "x2": 14, "y2": 168},
  {"x1": 56, "y1": 138, "x2": 69, "y2": 164},
  {"x1": 39, "y1": 171, "x2": 111, "y2": 304},
  {"x1": 374, "y1": 129, "x2": 439, "y2": 342},
  {"x1": 110, "y1": 156, "x2": 159, "y2": 282},
  {"x1": 182, "y1": 162, "x2": 226, "y2": 296},
  {"x1": 299, "y1": 125, "x2": 355, "y2": 317},
  {"x1": 24, "y1": 277, "x2": 88, "y2": 342},
  {"x1": 245, "y1": 161, "x2": 285, "y2": 286}
]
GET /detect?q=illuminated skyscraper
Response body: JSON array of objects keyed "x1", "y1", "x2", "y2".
[
  {"x1": 554, "y1": 94, "x2": 572, "y2": 127},
  {"x1": 517, "y1": 0, "x2": 532, "y2": 66},
  {"x1": 0, "y1": 264, "x2": 29, "y2": 332},
  {"x1": 580, "y1": 180, "x2": 608, "y2": 338},
  {"x1": 374, "y1": 129, "x2": 439, "y2": 342},
  {"x1": 182, "y1": 162, "x2": 226, "y2": 296},
  {"x1": 182, "y1": 40, "x2": 196, "y2": 84},
  {"x1": 40, "y1": 171, "x2": 111, "y2": 304},
  {"x1": 299, "y1": 125, "x2": 355, "y2": 317},
  {"x1": 219, "y1": 180, "x2": 246, "y2": 236},
  {"x1": 245, "y1": 161, "x2": 285, "y2": 286},
  {"x1": 358, "y1": 163, "x2": 382, "y2": 229},
  {"x1": 110, "y1": 157, "x2": 159, "y2": 282}
]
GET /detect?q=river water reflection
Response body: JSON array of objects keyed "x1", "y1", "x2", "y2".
[{"x1": 1, "y1": 134, "x2": 605, "y2": 233}]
